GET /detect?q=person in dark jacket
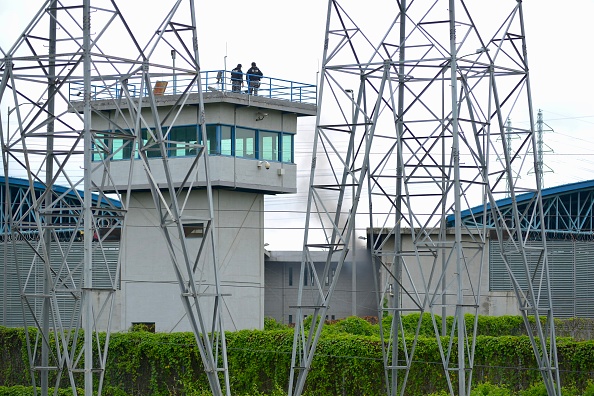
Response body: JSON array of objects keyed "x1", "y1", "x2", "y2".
[
  {"x1": 231, "y1": 64, "x2": 243, "y2": 92},
  {"x1": 246, "y1": 62, "x2": 263, "y2": 95}
]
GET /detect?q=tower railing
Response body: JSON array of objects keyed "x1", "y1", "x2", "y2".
[{"x1": 69, "y1": 70, "x2": 317, "y2": 105}]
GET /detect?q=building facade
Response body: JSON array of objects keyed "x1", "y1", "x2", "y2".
[
  {"x1": 88, "y1": 82, "x2": 316, "y2": 332},
  {"x1": 0, "y1": 74, "x2": 317, "y2": 333},
  {"x1": 264, "y1": 250, "x2": 378, "y2": 325}
]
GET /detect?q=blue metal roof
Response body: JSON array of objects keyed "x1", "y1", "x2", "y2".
[
  {"x1": 446, "y1": 179, "x2": 594, "y2": 234},
  {"x1": 0, "y1": 175, "x2": 121, "y2": 208}
]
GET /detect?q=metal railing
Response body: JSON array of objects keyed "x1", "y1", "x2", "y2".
[{"x1": 69, "y1": 70, "x2": 317, "y2": 105}]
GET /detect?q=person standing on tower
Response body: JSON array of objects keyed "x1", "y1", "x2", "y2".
[
  {"x1": 246, "y1": 62, "x2": 263, "y2": 95},
  {"x1": 231, "y1": 64, "x2": 243, "y2": 93}
]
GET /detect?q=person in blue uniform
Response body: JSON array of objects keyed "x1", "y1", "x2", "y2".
[
  {"x1": 231, "y1": 64, "x2": 243, "y2": 92},
  {"x1": 246, "y1": 62, "x2": 263, "y2": 95}
]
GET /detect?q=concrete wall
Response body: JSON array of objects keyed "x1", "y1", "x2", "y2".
[
  {"x1": 90, "y1": 103, "x2": 298, "y2": 193},
  {"x1": 97, "y1": 155, "x2": 297, "y2": 193},
  {"x1": 117, "y1": 189, "x2": 265, "y2": 332},
  {"x1": 264, "y1": 250, "x2": 378, "y2": 324},
  {"x1": 376, "y1": 230, "x2": 521, "y2": 317}
]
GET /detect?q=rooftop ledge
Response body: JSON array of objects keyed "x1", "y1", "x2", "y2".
[{"x1": 69, "y1": 69, "x2": 318, "y2": 116}]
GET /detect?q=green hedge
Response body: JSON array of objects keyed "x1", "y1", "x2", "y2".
[{"x1": 1, "y1": 315, "x2": 594, "y2": 395}]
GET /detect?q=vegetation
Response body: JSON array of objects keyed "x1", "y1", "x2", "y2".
[{"x1": 1, "y1": 314, "x2": 594, "y2": 395}]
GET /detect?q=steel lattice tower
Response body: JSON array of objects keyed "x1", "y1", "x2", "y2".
[
  {"x1": 0, "y1": 1, "x2": 229, "y2": 395},
  {"x1": 289, "y1": 1, "x2": 561, "y2": 396}
]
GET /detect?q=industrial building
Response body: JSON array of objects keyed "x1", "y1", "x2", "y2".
[
  {"x1": 264, "y1": 250, "x2": 377, "y2": 324},
  {"x1": 370, "y1": 179, "x2": 594, "y2": 319},
  {"x1": 4, "y1": 166, "x2": 594, "y2": 330}
]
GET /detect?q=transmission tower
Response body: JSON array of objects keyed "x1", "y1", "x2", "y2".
[
  {"x1": 0, "y1": 1, "x2": 229, "y2": 395},
  {"x1": 529, "y1": 109, "x2": 554, "y2": 189},
  {"x1": 289, "y1": 1, "x2": 561, "y2": 396}
]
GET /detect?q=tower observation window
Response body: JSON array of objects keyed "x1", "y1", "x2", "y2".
[
  {"x1": 235, "y1": 127, "x2": 256, "y2": 159},
  {"x1": 98, "y1": 124, "x2": 294, "y2": 163}
]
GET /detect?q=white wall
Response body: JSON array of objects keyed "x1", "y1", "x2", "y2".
[
  {"x1": 379, "y1": 230, "x2": 521, "y2": 317},
  {"x1": 117, "y1": 189, "x2": 265, "y2": 332}
]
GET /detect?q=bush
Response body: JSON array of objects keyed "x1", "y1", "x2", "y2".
[
  {"x1": 2, "y1": 314, "x2": 594, "y2": 395},
  {"x1": 470, "y1": 382, "x2": 512, "y2": 395},
  {"x1": 325, "y1": 316, "x2": 375, "y2": 336},
  {"x1": 264, "y1": 317, "x2": 288, "y2": 331}
]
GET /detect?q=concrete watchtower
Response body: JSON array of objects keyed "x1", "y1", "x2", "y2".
[{"x1": 76, "y1": 73, "x2": 316, "y2": 332}]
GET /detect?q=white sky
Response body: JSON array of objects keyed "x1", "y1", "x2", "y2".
[{"x1": 1, "y1": 0, "x2": 593, "y2": 250}]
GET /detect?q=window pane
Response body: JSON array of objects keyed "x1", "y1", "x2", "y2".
[
  {"x1": 183, "y1": 223, "x2": 204, "y2": 238},
  {"x1": 282, "y1": 133, "x2": 294, "y2": 163},
  {"x1": 170, "y1": 125, "x2": 198, "y2": 157},
  {"x1": 259, "y1": 131, "x2": 279, "y2": 161},
  {"x1": 112, "y1": 138, "x2": 134, "y2": 160},
  {"x1": 221, "y1": 125, "x2": 232, "y2": 156},
  {"x1": 206, "y1": 125, "x2": 218, "y2": 155},
  {"x1": 141, "y1": 129, "x2": 161, "y2": 158},
  {"x1": 236, "y1": 127, "x2": 255, "y2": 158},
  {"x1": 93, "y1": 135, "x2": 108, "y2": 161}
]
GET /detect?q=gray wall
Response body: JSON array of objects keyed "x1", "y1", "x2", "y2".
[
  {"x1": 264, "y1": 250, "x2": 378, "y2": 324},
  {"x1": 118, "y1": 189, "x2": 265, "y2": 332}
]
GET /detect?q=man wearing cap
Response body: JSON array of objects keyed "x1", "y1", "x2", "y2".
[
  {"x1": 246, "y1": 62, "x2": 263, "y2": 95},
  {"x1": 231, "y1": 64, "x2": 243, "y2": 92}
]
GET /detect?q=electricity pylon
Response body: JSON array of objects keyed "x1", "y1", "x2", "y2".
[
  {"x1": 289, "y1": 1, "x2": 561, "y2": 396},
  {"x1": 0, "y1": 1, "x2": 229, "y2": 395}
]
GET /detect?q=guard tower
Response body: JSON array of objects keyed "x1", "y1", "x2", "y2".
[{"x1": 72, "y1": 75, "x2": 316, "y2": 332}]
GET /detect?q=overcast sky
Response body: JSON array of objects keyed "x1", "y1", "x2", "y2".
[{"x1": 1, "y1": 0, "x2": 593, "y2": 249}]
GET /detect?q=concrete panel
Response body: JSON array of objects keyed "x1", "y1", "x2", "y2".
[
  {"x1": 118, "y1": 189, "x2": 265, "y2": 332},
  {"x1": 264, "y1": 251, "x2": 377, "y2": 324}
]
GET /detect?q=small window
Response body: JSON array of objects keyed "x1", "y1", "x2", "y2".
[
  {"x1": 112, "y1": 136, "x2": 134, "y2": 160},
  {"x1": 325, "y1": 267, "x2": 336, "y2": 286},
  {"x1": 141, "y1": 129, "x2": 161, "y2": 158},
  {"x1": 236, "y1": 127, "x2": 255, "y2": 158},
  {"x1": 304, "y1": 266, "x2": 315, "y2": 286},
  {"x1": 289, "y1": 315, "x2": 293, "y2": 324},
  {"x1": 170, "y1": 125, "x2": 199, "y2": 157},
  {"x1": 288, "y1": 266, "x2": 293, "y2": 286},
  {"x1": 281, "y1": 133, "x2": 294, "y2": 163},
  {"x1": 220, "y1": 125, "x2": 233, "y2": 156},
  {"x1": 130, "y1": 322, "x2": 156, "y2": 332},
  {"x1": 92, "y1": 134, "x2": 109, "y2": 161},
  {"x1": 206, "y1": 125, "x2": 218, "y2": 154},
  {"x1": 183, "y1": 223, "x2": 204, "y2": 238},
  {"x1": 259, "y1": 131, "x2": 279, "y2": 161}
]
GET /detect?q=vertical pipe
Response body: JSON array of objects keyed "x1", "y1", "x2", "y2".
[
  {"x1": 441, "y1": 68, "x2": 447, "y2": 337},
  {"x1": 346, "y1": 88, "x2": 356, "y2": 317},
  {"x1": 2, "y1": 107, "x2": 8, "y2": 328},
  {"x1": 172, "y1": 50, "x2": 177, "y2": 94},
  {"x1": 188, "y1": 0, "x2": 228, "y2": 393},
  {"x1": 392, "y1": 1, "x2": 406, "y2": 394},
  {"x1": 448, "y1": 1, "x2": 466, "y2": 395},
  {"x1": 42, "y1": 1, "x2": 57, "y2": 395},
  {"x1": 82, "y1": 1, "x2": 94, "y2": 395}
]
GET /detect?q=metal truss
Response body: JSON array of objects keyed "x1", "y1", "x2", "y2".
[
  {"x1": 0, "y1": 1, "x2": 229, "y2": 395},
  {"x1": 289, "y1": 1, "x2": 561, "y2": 396}
]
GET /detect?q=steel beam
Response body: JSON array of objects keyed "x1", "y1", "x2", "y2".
[
  {"x1": 289, "y1": 1, "x2": 561, "y2": 395},
  {"x1": 0, "y1": 1, "x2": 229, "y2": 395}
]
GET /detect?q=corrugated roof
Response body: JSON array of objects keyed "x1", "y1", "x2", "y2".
[
  {"x1": 0, "y1": 175, "x2": 121, "y2": 208},
  {"x1": 446, "y1": 179, "x2": 594, "y2": 226}
]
